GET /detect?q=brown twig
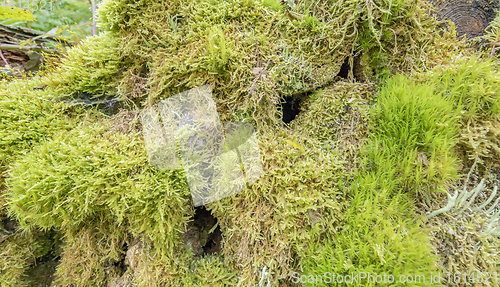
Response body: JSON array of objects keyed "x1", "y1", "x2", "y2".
[
  {"x1": 490, "y1": 42, "x2": 500, "y2": 58},
  {"x1": 0, "y1": 48, "x2": 10, "y2": 68},
  {"x1": 491, "y1": 47, "x2": 496, "y2": 58},
  {"x1": 15, "y1": 204, "x2": 27, "y2": 212},
  {"x1": 76, "y1": 22, "x2": 92, "y2": 29}
]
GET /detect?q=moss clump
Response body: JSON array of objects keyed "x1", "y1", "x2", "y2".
[
  {"x1": 92, "y1": 0, "x2": 458, "y2": 128},
  {"x1": 358, "y1": 6, "x2": 467, "y2": 79},
  {"x1": 181, "y1": 254, "x2": 238, "y2": 286},
  {"x1": 113, "y1": 239, "x2": 237, "y2": 286},
  {"x1": 5, "y1": 115, "x2": 199, "y2": 285},
  {"x1": 208, "y1": 128, "x2": 348, "y2": 285},
  {"x1": 369, "y1": 75, "x2": 460, "y2": 195},
  {"x1": 53, "y1": 217, "x2": 131, "y2": 286},
  {"x1": 301, "y1": 75, "x2": 465, "y2": 286},
  {"x1": 294, "y1": 81, "x2": 374, "y2": 171},
  {"x1": 0, "y1": 0, "x2": 488, "y2": 285},
  {"x1": 6, "y1": 119, "x2": 191, "y2": 252},
  {"x1": 194, "y1": 82, "x2": 373, "y2": 285},
  {"x1": 421, "y1": 56, "x2": 500, "y2": 165},
  {"x1": 0, "y1": 78, "x2": 86, "y2": 287},
  {"x1": 302, "y1": 202, "x2": 438, "y2": 286},
  {"x1": 46, "y1": 32, "x2": 125, "y2": 97},
  {"x1": 0, "y1": 78, "x2": 85, "y2": 176},
  {"x1": 429, "y1": 204, "x2": 500, "y2": 282}
]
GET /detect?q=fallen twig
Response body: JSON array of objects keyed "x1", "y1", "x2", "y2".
[{"x1": 0, "y1": 48, "x2": 10, "y2": 68}]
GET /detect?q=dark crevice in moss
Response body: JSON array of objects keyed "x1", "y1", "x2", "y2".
[
  {"x1": 281, "y1": 96, "x2": 301, "y2": 124},
  {"x1": 1, "y1": 216, "x2": 18, "y2": 233},
  {"x1": 24, "y1": 230, "x2": 62, "y2": 287},
  {"x1": 281, "y1": 90, "x2": 313, "y2": 124},
  {"x1": 337, "y1": 57, "x2": 360, "y2": 81},
  {"x1": 113, "y1": 243, "x2": 129, "y2": 273},
  {"x1": 203, "y1": 225, "x2": 222, "y2": 255},
  {"x1": 187, "y1": 206, "x2": 222, "y2": 256},
  {"x1": 337, "y1": 57, "x2": 351, "y2": 79},
  {"x1": 61, "y1": 91, "x2": 123, "y2": 115}
]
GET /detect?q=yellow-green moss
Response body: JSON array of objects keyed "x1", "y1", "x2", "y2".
[
  {"x1": 0, "y1": 0, "x2": 488, "y2": 285},
  {"x1": 53, "y1": 217, "x2": 130, "y2": 287},
  {"x1": 6, "y1": 119, "x2": 191, "y2": 253},
  {"x1": 299, "y1": 75, "x2": 462, "y2": 286},
  {"x1": 46, "y1": 32, "x2": 125, "y2": 97},
  {"x1": 207, "y1": 127, "x2": 348, "y2": 285},
  {"x1": 0, "y1": 78, "x2": 85, "y2": 173},
  {"x1": 293, "y1": 81, "x2": 374, "y2": 171},
  {"x1": 419, "y1": 55, "x2": 500, "y2": 165}
]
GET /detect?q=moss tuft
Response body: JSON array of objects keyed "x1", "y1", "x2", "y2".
[
  {"x1": 421, "y1": 56, "x2": 500, "y2": 164},
  {"x1": 46, "y1": 32, "x2": 125, "y2": 97}
]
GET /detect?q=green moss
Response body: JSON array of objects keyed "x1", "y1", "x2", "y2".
[
  {"x1": 53, "y1": 218, "x2": 130, "y2": 287},
  {"x1": 181, "y1": 254, "x2": 238, "y2": 286},
  {"x1": 302, "y1": 195, "x2": 439, "y2": 287},
  {"x1": 208, "y1": 128, "x2": 348, "y2": 285},
  {"x1": 355, "y1": 0, "x2": 467, "y2": 79},
  {"x1": 6, "y1": 119, "x2": 191, "y2": 253},
  {"x1": 46, "y1": 32, "x2": 125, "y2": 97},
  {"x1": 262, "y1": 0, "x2": 285, "y2": 12},
  {"x1": 5, "y1": 115, "x2": 199, "y2": 286},
  {"x1": 0, "y1": 230, "x2": 56, "y2": 287},
  {"x1": 96, "y1": 0, "x2": 360, "y2": 128},
  {"x1": 369, "y1": 75, "x2": 460, "y2": 194},
  {"x1": 300, "y1": 75, "x2": 465, "y2": 285},
  {"x1": 0, "y1": 78, "x2": 85, "y2": 173},
  {"x1": 0, "y1": 0, "x2": 490, "y2": 285},
  {"x1": 294, "y1": 81, "x2": 374, "y2": 168},
  {"x1": 429, "y1": 206, "x2": 500, "y2": 281},
  {"x1": 421, "y1": 56, "x2": 500, "y2": 163}
]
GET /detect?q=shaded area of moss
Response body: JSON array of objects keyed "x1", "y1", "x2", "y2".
[{"x1": 0, "y1": 229, "x2": 59, "y2": 287}]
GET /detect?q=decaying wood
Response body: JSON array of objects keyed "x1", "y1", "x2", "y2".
[
  {"x1": 0, "y1": 24, "x2": 66, "y2": 45},
  {"x1": 0, "y1": 24, "x2": 68, "y2": 73},
  {"x1": 430, "y1": 0, "x2": 499, "y2": 38}
]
